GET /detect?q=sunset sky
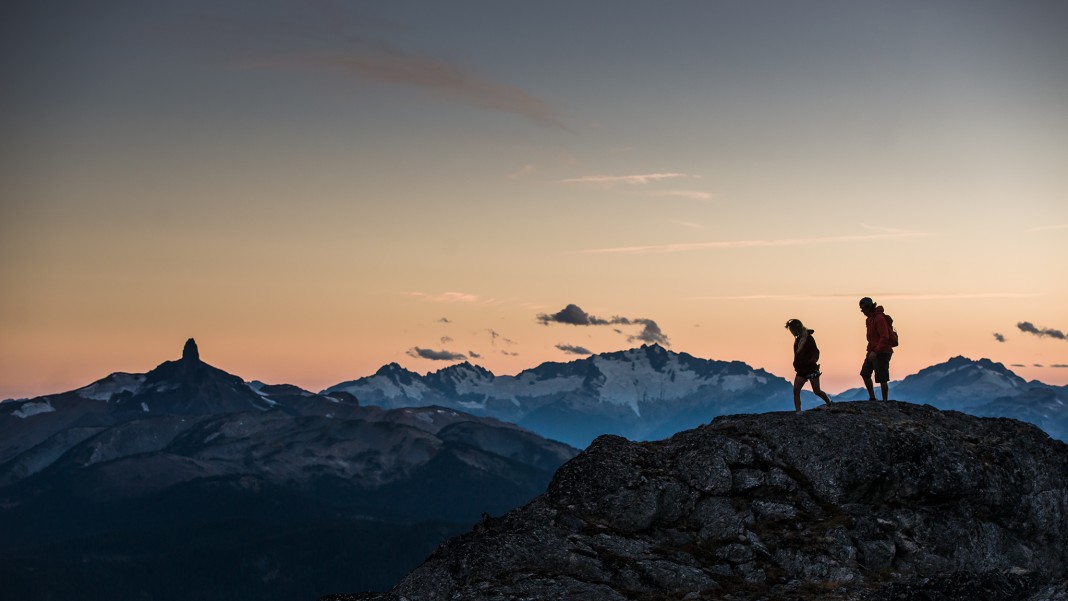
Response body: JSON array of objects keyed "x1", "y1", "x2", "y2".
[{"x1": 2, "y1": 0, "x2": 1066, "y2": 400}]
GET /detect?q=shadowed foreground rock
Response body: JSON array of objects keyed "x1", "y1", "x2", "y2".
[{"x1": 324, "y1": 401, "x2": 1068, "y2": 600}]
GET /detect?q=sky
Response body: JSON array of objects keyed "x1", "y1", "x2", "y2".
[{"x1": 2, "y1": 0, "x2": 1067, "y2": 400}]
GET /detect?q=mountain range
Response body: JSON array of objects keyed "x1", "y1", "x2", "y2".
[
  {"x1": 835, "y1": 355, "x2": 1068, "y2": 441},
  {"x1": 0, "y1": 340, "x2": 577, "y2": 601},
  {"x1": 324, "y1": 345, "x2": 1068, "y2": 445},
  {"x1": 3, "y1": 340, "x2": 1067, "y2": 600},
  {"x1": 324, "y1": 344, "x2": 794, "y2": 448}
]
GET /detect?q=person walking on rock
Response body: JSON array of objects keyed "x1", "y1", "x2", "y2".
[
  {"x1": 859, "y1": 297, "x2": 893, "y2": 401},
  {"x1": 785, "y1": 319, "x2": 833, "y2": 413}
]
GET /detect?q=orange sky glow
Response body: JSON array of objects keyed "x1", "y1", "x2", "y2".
[{"x1": 2, "y1": 1, "x2": 1066, "y2": 400}]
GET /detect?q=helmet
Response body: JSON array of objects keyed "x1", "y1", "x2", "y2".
[{"x1": 859, "y1": 297, "x2": 876, "y2": 310}]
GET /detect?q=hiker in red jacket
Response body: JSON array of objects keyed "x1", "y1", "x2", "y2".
[
  {"x1": 859, "y1": 297, "x2": 892, "y2": 401},
  {"x1": 785, "y1": 319, "x2": 833, "y2": 414}
]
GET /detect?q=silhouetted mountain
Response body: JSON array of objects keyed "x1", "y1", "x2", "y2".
[
  {"x1": 325, "y1": 344, "x2": 796, "y2": 447},
  {"x1": 835, "y1": 356, "x2": 1068, "y2": 440},
  {"x1": 326, "y1": 402, "x2": 1068, "y2": 601},
  {"x1": 0, "y1": 341, "x2": 577, "y2": 601}
]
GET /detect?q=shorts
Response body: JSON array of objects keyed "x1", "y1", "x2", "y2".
[
  {"x1": 795, "y1": 366, "x2": 821, "y2": 381},
  {"x1": 861, "y1": 352, "x2": 892, "y2": 384}
]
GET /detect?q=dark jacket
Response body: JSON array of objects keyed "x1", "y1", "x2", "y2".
[
  {"x1": 865, "y1": 307, "x2": 894, "y2": 354},
  {"x1": 793, "y1": 330, "x2": 820, "y2": 375}
]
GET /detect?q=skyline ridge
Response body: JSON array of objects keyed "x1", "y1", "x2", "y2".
[{"x1": 4, "y1": 339, "x2": 1062, "y2": 403}]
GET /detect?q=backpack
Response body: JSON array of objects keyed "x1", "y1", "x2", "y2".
[{"x1": 884, "y1": 314, "x2": 899, "y2": 347}]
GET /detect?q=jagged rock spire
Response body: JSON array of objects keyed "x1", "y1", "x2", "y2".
[{"x1": 182, "y1": 338, "x2": 200, "y2": 363}]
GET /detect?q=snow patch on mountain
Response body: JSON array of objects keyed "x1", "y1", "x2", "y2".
[
  {"x1": 717, "y1": 373, "x2": 769, "y2": 392},
  {"x1": 345, "y1": 376, "x2": 431, "y2": 401},
  {"x1": 12, "y1": 399, "x2": 56, "y2": 418},
  {"x1": 78, "y1": 373, "x2": 146, "y2": 401},
  {"x1": 495, "y1": 374, "x2": 586, "y2": 402}
]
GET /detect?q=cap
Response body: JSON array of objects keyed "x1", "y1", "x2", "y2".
[{"x1": 859, "y1": 297, "x2": 876, "y2": 310}]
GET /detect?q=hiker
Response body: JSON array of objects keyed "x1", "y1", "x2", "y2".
[
  {"x1": 785, "y1": 319, "x2": 833, "y2": 413},
  {"x1": 859, "y1": 297, "x2": 893, "y2": 400}
]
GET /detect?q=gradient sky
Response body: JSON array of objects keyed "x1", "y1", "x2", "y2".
[{"x1": 2, "y1": 0, "x2": 1067, "y2": 400}]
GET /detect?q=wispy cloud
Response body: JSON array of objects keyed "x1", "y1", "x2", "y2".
[
  {"x1": 484, "y1": 329, "x2": 516, "y2": 346},
  {"x1": 581, "y1": 232, "x2": 932, "y2": 255},
  {"x1": 696, "y1": 292, "x2": 1035, "y2": 301},
  {"x1": 537, "y1": 304, "x2": 670, "y2": 346},
  {"x1": 1052, "y1": 364, "x2": 1068, "y2": 368},
  {"x1": 407, "y1": 347, "x2": 466, "y2": 361},
  {"x1": 411, "y1": 291, "x2": 483, "y2": 303},
  {"x1": 561, "y1": 173, "x2": 690, "y2": 186},
  {"x1": 275, "y1": 50, "x2": 567, "y2": 130},
  {"x1": 993, "y1": 333, "x2": 1007, "y2": 343},
  {"x1": 556, "y1": 343, "x2": 593, "y2": 355},
  {"x1": 1018, "y1": 321, "x2": 1067, "y2": 341}
]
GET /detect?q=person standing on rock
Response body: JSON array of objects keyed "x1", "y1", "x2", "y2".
[
  {"x1": 859, "y1": 297, "x2": 893, "y2": 401},
  {"x1": 785, "y1": 319, "x2": 833, "y2": 413}
]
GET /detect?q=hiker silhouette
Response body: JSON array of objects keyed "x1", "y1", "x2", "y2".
[
  {"x1": 785, "y1": 319, "x2": 833, "y2": 413},
  {"x1": 859, "y1": 297, "x2": 893, "y2": 400}
]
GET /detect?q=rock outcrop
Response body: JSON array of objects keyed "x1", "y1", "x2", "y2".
[
  {"x1": 182, "y1": 337, "x2": 200, "y2": 363},
  {"x1": 326, "y1": 401, "x2": 1068, "y2": 600}
]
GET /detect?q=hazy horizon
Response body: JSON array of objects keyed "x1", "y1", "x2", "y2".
[{"x1": 3, "y1": 1, "x2": 1066, "y2": 399}]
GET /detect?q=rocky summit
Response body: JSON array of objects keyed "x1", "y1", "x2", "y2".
[{"x1": 326, "y1": 401, "x2": 1068, "y2": 601}]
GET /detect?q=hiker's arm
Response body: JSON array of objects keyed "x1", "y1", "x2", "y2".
[{"x1": 874, "y1": 316, "x2": 892, "y2": 352}]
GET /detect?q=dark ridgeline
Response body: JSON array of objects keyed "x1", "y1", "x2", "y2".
[
  {"x1": 327, "y1": 402, "x2": 1068, "y2": 601},
  {"x1": 0, "y1": 341, "x2": 578, "y2": 601}
]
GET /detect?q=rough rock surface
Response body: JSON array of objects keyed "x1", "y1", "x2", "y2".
[{"x1": 324, "y1": 401, "x2": 1068, "y2": 600}]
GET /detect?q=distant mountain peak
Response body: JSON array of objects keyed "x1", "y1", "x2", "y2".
[
  {"x1": 376, "y1": 362, "x2": 416, "y2": 377},
  {"x1": 928, "y1": 356, "x2": 1016, "y2": 376},
  {"x1": 182, "y1": 338, "x2": 200, "y2": 363},
  {"x1": 439, "y1": 361, "x2": 494, "y2": 378}
]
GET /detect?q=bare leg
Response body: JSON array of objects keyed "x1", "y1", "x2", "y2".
[
  {"x1": 862, "y1": 375, "x2": 877, "y2": 401},
  {"x1": 792, "y1": 376, "x2": 804, "y2": 413},
  {"x1": 880, "y1": 382, "x2": 889, "y2": 401},
  {"x1": 810, "y1": 378, "x2": 833, "y2": 405}
]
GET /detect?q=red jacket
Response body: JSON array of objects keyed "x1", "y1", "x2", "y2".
[{"x1": 866, "y1": 306, "x2": 894, "y2": 354}]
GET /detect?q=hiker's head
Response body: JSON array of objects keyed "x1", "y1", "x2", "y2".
[
  {"x1": 785, "y1": 319, "x2": 805, "y2": 335},
  {"x1": 859, "y1": 297, "x2": 876, "y2": 315}
]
